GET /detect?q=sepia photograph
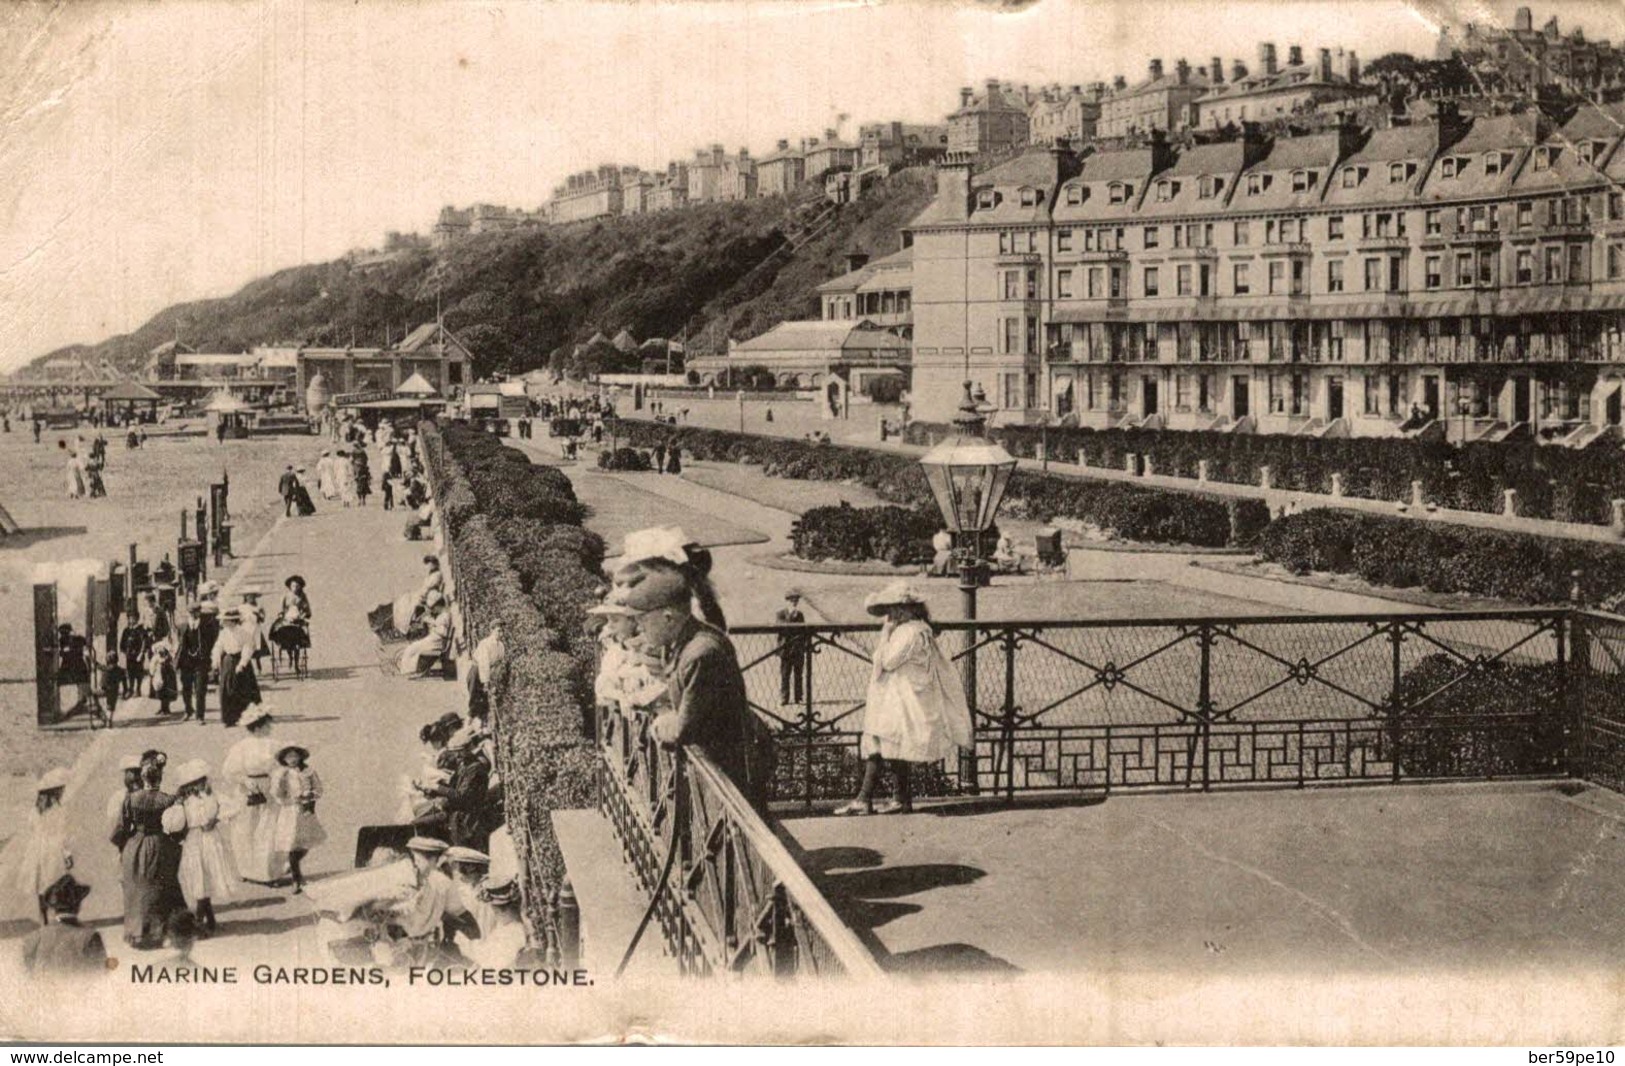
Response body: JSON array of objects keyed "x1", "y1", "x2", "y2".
[{"x1": 0, "y1": 0, "x2": 1623, "y2": 1047}]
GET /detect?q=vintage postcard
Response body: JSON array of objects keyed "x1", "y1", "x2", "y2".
[{"x1": 1, "y1": 0, "x2": 1623, "y2": 1046}]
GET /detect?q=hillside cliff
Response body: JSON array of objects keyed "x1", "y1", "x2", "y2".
[{"x1": 28, "y1": 169, "x2": 935, "y2": 379}]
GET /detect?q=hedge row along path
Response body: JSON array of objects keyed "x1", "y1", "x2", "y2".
[
  {"x1": 508, "y1": 431, "x2": 1411, "y2": 623},
  {"x1": 617, "y1": 401, "x2": 1625, "y2": 547},
  {"x1": 1, "y1": 498, "x2": 464, "y2": 990}
]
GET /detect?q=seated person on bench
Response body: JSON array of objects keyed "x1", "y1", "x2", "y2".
[
  {"x1": 398, "y1": 595, "x2": 452, "y2": 679},
  {"x1": 927, "y1": 529, "x2": 954, "y2": 577},
  {"x1": 992, "y1": 532, "x2": 1021, "y2": 573}
]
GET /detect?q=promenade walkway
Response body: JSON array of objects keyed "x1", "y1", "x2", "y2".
[{"x1": 2, "y1": 497, "x2": 464, "y2": 967}]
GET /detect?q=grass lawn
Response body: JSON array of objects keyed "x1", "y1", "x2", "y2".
[
  {"x1": 0, "y1": 427, "x2": 326, "y2": 778},
  {"x1": 570, "y1": 469, "x2": 771, "y2": 559}
]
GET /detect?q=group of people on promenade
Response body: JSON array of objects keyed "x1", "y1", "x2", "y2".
[
  {"x1": 277, "y1": 423, "x2": 425, "y2": 517},
  {"x1": 591, "y1": 524, "x2": 973, "y2": 816},
  {"x1": 80, "y1": 573, "x2": 310, "y2": 728},
  {"x1": 61, "y1": 434, "x2": 109, "y2": 499},
  {"x1": 5, "y1": 705, "x2": 330, "y2": 974}
]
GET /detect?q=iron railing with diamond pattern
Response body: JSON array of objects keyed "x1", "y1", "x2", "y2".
[{"x1": 729, "y1": 609, "x2": 1594, "y2": 806}]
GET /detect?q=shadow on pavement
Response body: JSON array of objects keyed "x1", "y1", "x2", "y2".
[
  {"x1": 881, "y1": 943, "x2": 1022, "y2": 975},
  {"x1": 0, "y1": 526, "x2": 89, "y2": 550}
]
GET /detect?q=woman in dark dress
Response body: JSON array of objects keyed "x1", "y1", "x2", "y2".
[{"x1": 115, "y1": 758, "x2": 186, "y2": 949}]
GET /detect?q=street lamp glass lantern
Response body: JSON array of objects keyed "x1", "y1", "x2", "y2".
[{"x1": 919, "y1": 382, "x2": 1016, "y2": 535}]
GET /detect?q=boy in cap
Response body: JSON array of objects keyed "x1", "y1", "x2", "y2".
[
  {"x1": 96, "y1": 648, "x2": 124, "y2": 726},
  {"x1": 775, "y1": 590, "x2": 808, "y2": 705},
  {"x1": 386, "y1": 837, "x2": 455, "y2": 951},
  {"x1": 21, "y1": 875, "x2": 106, "y2": 975},
  {"x1": 623, "y1": 565, "x2": 765, "y2": 805}
]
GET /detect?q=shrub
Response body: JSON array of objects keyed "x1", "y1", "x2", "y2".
[
  {"x1": 1394, "y1": 655, "x2": 1568, "y2": 778},
  {"x1": 1257, "y1": 509, "x2": 1625, "y2": 605},
  {"x1": 790, "y1": 503, "x2": 937, "y2": 564},
  {"x1": 862, "y1": 376, "x2": 906, "y2": 404},
  {"x1": 597, "y1": 447, "x2": 653, "y2": 471}
]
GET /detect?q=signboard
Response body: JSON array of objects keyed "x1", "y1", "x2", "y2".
[
  {"x1": 178, "y1": 541, "x2": 204, "y2": 594},
  {"x1": 333, "y1": 389, "x2": 393, "y2": 407}
]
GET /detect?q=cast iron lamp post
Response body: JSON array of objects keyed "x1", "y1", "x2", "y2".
[{"x1": 918, "y1": 381, "x2": 1017, "y2": 793}]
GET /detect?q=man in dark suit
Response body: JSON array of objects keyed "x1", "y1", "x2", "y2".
[
  {"x1": 277, "y1": 465, "x2": 299, "y2": 516},
  {"x1": 175, "y1": 603, "x2": 213, "y2": 723},
  {"x1": 775, "y1": 591, "x2": 808, "y2": 705},
  {"x1": 22, "y1": 875, "x2": 106, "y2": 976}
]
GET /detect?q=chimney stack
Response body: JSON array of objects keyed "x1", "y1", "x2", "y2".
[
  {"x1": 1232, "y1": 60, "x2": 1249, "y2": 82},
  {"x1": 1113, "y1": 74, "x2": 1128, "y2": 91},
  {"x1": 777, "y1": 139, "x2": 789, "y2": 151},
  {"x1": 825, "y1": 128, "x2": 838, "y2": 142},
  {"x1": 1210, "y1": 56, "x2": 1225, "y2": 84},
  {"x1": 844, "y1": 251, "x2": 870, "y2": 274},
  {"x1": 1319, "y1": 47, "x2": 1333, "y2": 81},
  {"x1": 1514, "y1": 6, "x2": 1532, "y2": 32},
  {"x1": 1149, "y1": 58, "x2": 1164, "y2": 79},
  {"x1": 1347, "y1": 50, "x2": 1360, "y2": 83},
  {"x1": 1260, "y1": 42, "x2": 1278, "y2": 76},
  {"x1": 1288, "y1": 44, "x2": 1303, "y2": 67},
  {"x1": 1175, "y1": 59, "x2": 1191, "y2": 84},
  {"x1": 960, "y1": 86, "x2": 974, "y2": 108}
]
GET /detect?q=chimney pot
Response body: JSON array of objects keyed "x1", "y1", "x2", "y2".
[
  {"x1": 1232, "y1": 60, "x2": 1248, "y2": 82},
  {"x1": 1175, "y1": 59, "x2": 1190, "y2": 84},
  {"x1": 1210, "y1": 56, "x2": 1224, "y2": 84},
  {"x1": 1113, "y1": 74, "x2": 1128, "y2": 90},
  {"x1": 1149, "y1": 57, "x2": 1164, "y2": 79},
  {"x1": 1259, "y1": 42, "x2": 1278, "y2": 75},
  {"x1": 1319, "y1": 47, "x2": 1333, "y2": 81},
  {"x1": 960, "y1": 86, "x2": 974, "y2": 108},
  {"x1": 1288, "y1": 44, "x2": 1303, "y2": 67}
]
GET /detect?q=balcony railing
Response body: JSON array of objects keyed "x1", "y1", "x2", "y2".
[
  {"x1": 727, "y1": 610, "x2": 1625, "y2": 807},
  {"x1": 595, "y1": 702, "x2": 884, "y2": 978}
]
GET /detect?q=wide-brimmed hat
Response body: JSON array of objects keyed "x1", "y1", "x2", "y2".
[
  {"x1": 241, "y1": 707, "x2": 273, "y2": 731},
  {"x1": 43, "y1": 874, "x2": 92, "y2": 915},
  {"x1": 284, "y1": 575, "x2": 306, "y2": 589},
  {"x1": 405, "y1": 836, "x2": 450, "y2": 855},
  {"x1": 198, "y1": 580, "x2": 221, "y2": 597},
  {"x1": 863, "y1": 580, "x2": 926, "y2": 616},
  {"x1": 36, "y1": 768, "x2": 70, "y2": 793},
  {"x1": 172, "y1": 759, "x2": 209, "y2": 789},
  {"x1": 784, "y1": 589, "x2": 803, "y2": 601},
  {"x1": 478, "y1": 877, "x2": 520, "y2": 906},
  {"x1": 442, "y1": 846, "x2": 490, "y2": 867},
  {"x1": 275, "y1": 744, "x2": 309, "y2": 764},
  {"x1": 620, "y1": 526, "x2": 689, "y2": 567}
]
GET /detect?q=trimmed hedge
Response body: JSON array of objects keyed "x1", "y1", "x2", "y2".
[
  {"x1": 791, "y1": 504, "x2": 938, "y2": 565},
  {"x1": 618, "y1": 419, "x2": 1270, "y2": 549},
  {"x1": 1256, "y1": 509, "x2": 1625, "y2": 605},
  {"x1": 597, "y1": 447, "x2": 653, "y2": 471},
  {"x1": 905, "y1": 421, "x2": 1625, "y2": 527},
  {"x1": 419, "y1": 421, "x2": 605, "y2": 945}
]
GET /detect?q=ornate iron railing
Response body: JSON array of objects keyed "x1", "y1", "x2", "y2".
[
  {"x1": 729, "y1": 609, "x2": 1608, "y2": 806},
  {"x1": 594, "y1": 702, "x2": 884, "y2": 978}
]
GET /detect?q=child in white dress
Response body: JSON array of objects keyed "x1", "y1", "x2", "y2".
[
  {"x1": 170, "y1": 760, "x2": 236, "y2": 936},
  {"x1": 271, "y1": 745, "x2": 326, "y2": 894}
]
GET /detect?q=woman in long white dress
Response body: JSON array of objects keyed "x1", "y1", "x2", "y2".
[
  {"x1": 334, "y1": 449, "x2": 359, "y2": 508},
  {"x1": 170, "y1": 760, "x2": 236, "y2": 936},
  {"x1": 4, "y1": 769, "x2": 72, "y2": 925},
  {"x1": 834, "y1": 582, "x2": 973, "y2": 816},
  {"x1": 315, "y1": 450, "x2": 339, "y2": 500},
  {"x1": 221, "y1": 708, "x2": 287, "y2": 884}
]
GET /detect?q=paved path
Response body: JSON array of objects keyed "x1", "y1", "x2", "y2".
[
  {"x1": 3, "y1": 498, "x2": 464, "y2": 966},
  {"x1": 782, "y1": 781, "x2": 1625, "y2": 976}
]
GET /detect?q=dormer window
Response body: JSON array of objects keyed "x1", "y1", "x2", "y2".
[
  {"x1": 1108, "y1": 182, "x2": 1129, "y2": 205},
  {"x1": 1440, "y1": 156, "x2": 1459, "y2": 179},
  {"x1": 1534, "y1": 146, "x2": 1558, "y2": 171},
  {"x1": 1341, "y1": 167, "x2": 1360, "y2": 189},
  {"x1": 1388, "y1": 161, "x2": 1408, "y2": 184},
  {"x1": 1290, "y1": 169, "x2": 1317, "y2": 192},
  {"x1": 1246, "y1": 173, "x2": 1266, "y2": 195},
  {"x1": 1483, "y1": 150, "x2": 1511, "y2": 175},
  {"x1": 1155, "y1": 179, "x2": 1174, "y2": 202},
  {"x1": 1019, "y1": 187, "x2": 1043, "y2": 207},
  {"x1": 1578, "y1": 140, "x2": 1607, "y2": 165},
  {"x1": 976, "y1": 189, "x2": 998, "y2": 208},
  {"x1": 1198, "y1": 176, "x2": 1223, "y2": 199},
  {"x1": 1065, "y1": 184, "x2": 1084, "y2": 205}
]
